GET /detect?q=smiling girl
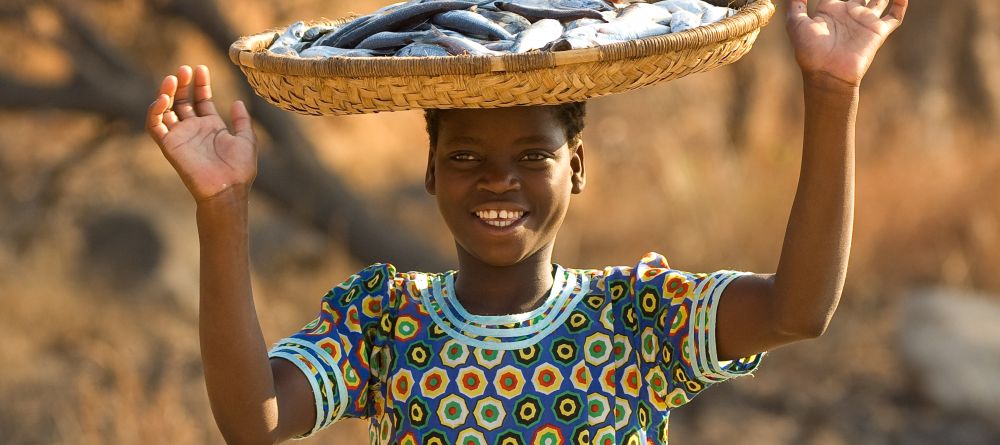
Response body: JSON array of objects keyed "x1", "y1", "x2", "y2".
[{"x1": 146, "y1": 1, "x2": 908, "y2": 443}]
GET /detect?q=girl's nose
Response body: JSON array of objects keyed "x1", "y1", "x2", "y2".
[{"x1": 477, "y1": 163, "x2": 521, "y2": 194}]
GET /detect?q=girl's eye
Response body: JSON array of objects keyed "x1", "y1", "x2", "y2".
[
  {"x1": 450, "y1": 153, "x2": 476, "y2": 161},
  {"x1": 522, "y1": 153, "x2": 549, "y2": 161}
]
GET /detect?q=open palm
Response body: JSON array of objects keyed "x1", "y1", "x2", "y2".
[
  {"x1": 786, "y1": 0, "x2": 908, "y2": 87},
  {"x1": 147, "y1": 65, "x2": 258, "y2": 203}
]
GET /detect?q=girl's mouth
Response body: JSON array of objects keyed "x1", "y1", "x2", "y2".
[{"x1": 472, "y1": 209, "x2": 528, "y2": 232}]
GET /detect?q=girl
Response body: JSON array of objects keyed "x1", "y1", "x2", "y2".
[{"x1": 145, "y1": 0, "x2": 907, "y2": 443}]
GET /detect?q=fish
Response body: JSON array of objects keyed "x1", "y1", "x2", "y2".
[
  {"x1": 419, "y1": 25, "x2": 493, "y2": 43},
  {"x1": 396, "y1": 42, "x2": 452, "y2": 56},
  {"x1": 700, "y1": 5, "x2": 734, "y2": 25},
  {"x1": 431, "y1": 10, "x2": 515, "y2": 40},
  {"x1": 299, "y1": 46, "x2": 383, "y2": 57},
  {"x1": 545, "y1": 36, "x2": 598, "y2": 51},
  {"x1": 501, "y1": 0, "x2": 615, "y2": 11},
  {"x1": 615, "y1": 3, "x2": 672, "y2": 25},
  {"x1": 333, "y1": 1, "x2": 483, "y2": 49},
  {"x1": 564, "y1": 17, "x2": 604, "y2": 31},
  {"x1": 562, "y1": 19, "x2": 671, "y2": 45},
  {"x1": 511, "y1": 18, "x2": 563, "y2": 53},
  {"x1": 301, "y1": 24, "x2": 339, "y2": 42},
  {"x1": 417, "y1": 28, "x2": 501, "y2": 55},
  {"x1": 652, "y1": 0, "x2": 706, "y2": 16},
  {"x1": 271, "y1": 0, "x2": 722, "y2": 58},
  {"x1": 272, "y1": 21, "x2": 307, "y2": 49},
  {"x1": 314, "y1": 1, "x2": 430, "y2": 48},
  {"x1": 476, "y1": 10, "x2": 533, "y2": 34},
  {"x1": 355, "y1": 31, "x2": 431, "y2": 50},
  {"x1": 668, "y1": 9, "x2": 700, "y2": 33},
  {"x1": 314, "y1": 14, "x2": 377, "y2": 47},
  {"x1": 484, "y1": 40, "x2": 516, "y2": 51},
  {"x1": 269, "y1": 45, "x2": 299, "y2": 56},
  {"x1": 494, "y1": 2, "x2": 606, "y2": 21}
]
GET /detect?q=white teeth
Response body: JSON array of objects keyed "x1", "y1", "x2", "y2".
[{"x1": 475, "y1": 210, "x2": 524, "y2": 223}]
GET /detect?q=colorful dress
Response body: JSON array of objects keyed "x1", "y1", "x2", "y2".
[{"x1": 268, "y1": 252, "x2": 764, "y2": 444}]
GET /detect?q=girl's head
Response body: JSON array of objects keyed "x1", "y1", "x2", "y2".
[{"x1": 424, "y1": 103, "x2": 587, "y2": 267}]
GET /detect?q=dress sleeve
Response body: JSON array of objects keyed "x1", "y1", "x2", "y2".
[
  {"x1": 267, "y1": 263, "x2": 395, "y2": 439},
  {"x1": 631, "y1": 252, "x2": 764, "y2": 409}
]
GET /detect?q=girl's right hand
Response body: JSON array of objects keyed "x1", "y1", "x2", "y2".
[{"x1": 147, "y1": 65, "x2": 258, "y2": 203}]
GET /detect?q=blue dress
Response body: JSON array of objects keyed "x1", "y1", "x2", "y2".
[{"x1": 269, "y1": 252, "x2": 764, "y2": 444}]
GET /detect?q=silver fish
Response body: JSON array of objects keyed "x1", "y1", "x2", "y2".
[
  {"x1": 302, "y1": 24, "x2": 339, "y2": 42},
  {"x1": 355, "y1": 31, "x2": 430, "y2": 50},
  {"x1": 396, "y1": 42, "x2": 452, "y2": 56},
  {"x1": 494, "y1": 2, "x2": 607, "y2": 21},
  {"x1": 669, "y1": 9, "x2": 700, "y2": 33},
  {"x1": 701, "y1": 5, "x2": 734, "y2": 25},
  {"x1": 501, "y1": 0, "x2": 614, "y2": 11},
  {"x1": 269, "y1": 45, "x2": 299, "y2": 56},
  {"x1": 299, "y1": 46, "x2": 380, "y2": 58},
  {"x1": 512, "y1": 18, "x2": 563, "y2": 53},
  {"x1": 334, "y1": 1, "x2": 482, "y2": 49},
  {"x1": 315, "y1": 5, "x2": 413, "y2": 48},
  {"x1": 564, "y1": 18, "x2": 604, "y2": 31},
  {"x1": 476, "y1": 10, "x2": 532, "y2": 34},
  {"x1": 271, "y1": 21, "x2": 306, "y2": 49},
  {"x1": 418, "y1": 28, "x2": 500, "y2": 55},
  {"x1": 616, "y1": 3, "x2": 672, "y2": 25},
  {"x1": 484, "y1": 40, "x2": 516, "y2": 51},
  {"x1": 564, "y1": 20, "x2": 671, "y2": 43},
  {"x1": 314, "y1": 14, "x2": 377, "y2": 47},
  {"x1": 431, "y1": 10, "x2": 515, "y2": 40},
  {"x1": 653, "y1": 0, "x2": 706, "y2": 16},
  {"x1": 545, "y1": 36, "x2": 599, "y2": 51}
]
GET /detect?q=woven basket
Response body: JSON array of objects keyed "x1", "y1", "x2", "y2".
[{"x1": 229, "y1": 0, "x2": 775, "y2": 115}]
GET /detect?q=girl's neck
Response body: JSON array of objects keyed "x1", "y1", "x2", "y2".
[{"x1": 452, "y1": 244, "x2": 556, "y2": 316}]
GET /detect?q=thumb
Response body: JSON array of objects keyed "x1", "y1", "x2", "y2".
[
  {"x1": 787, "y1": 0, "x2": 809, "y2": 23},
  {"x1": 231, "y1": 100, "x2": 256, "y2": 144}
]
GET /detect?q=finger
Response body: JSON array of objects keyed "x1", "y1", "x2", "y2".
[
  {"x1": 231, "y1": 100, "x2": 257, "y2": 145},
  {"x1": 159, "y1": 75, "x2": 178, "y2": 110},
  {"x1": 882, "y1": 0, "x2": 907, "y2": 29},
  {"x1": 787, "y1": 0, "x2": 809, "y2": 22},
  {"x1": 164, "y1": 110, "x2": 179, "y2": 129},
  {"x1": 867, "y1": 0, "x2": 889, "y2": 16},
  {"x1": 192, "y1": 65, "x2": 219, "y2": 117},
  {"x1": 172, "y1": 65, "x2": 197, "y2": 120},
  {"x1": 146, "y1": 94, "x2": 170, "y2": 145}
]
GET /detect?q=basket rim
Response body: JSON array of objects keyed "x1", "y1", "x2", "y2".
[{"x1": 229, "y1": 0, "x2": 775, "y2": 78}]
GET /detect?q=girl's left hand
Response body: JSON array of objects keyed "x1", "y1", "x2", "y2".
[{"x1": 786, "y1": 0, "x2": 908, "y2": 88}]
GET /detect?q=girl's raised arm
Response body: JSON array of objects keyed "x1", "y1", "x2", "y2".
[
  {"x1": 711, "y1": 0, "x2": 908, "y2": 360},
  {"x1": 147, "y1": 65, "x2": 315, "y2": 443}
]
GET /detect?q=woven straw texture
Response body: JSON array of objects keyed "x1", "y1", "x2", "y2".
[{"x1": 229, "y1": 0, "x2": 775, "y2": 115}]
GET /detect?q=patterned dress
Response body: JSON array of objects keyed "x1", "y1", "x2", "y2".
[{"x1": 269, "y1": 252, "x2": 764, "y2": 444}]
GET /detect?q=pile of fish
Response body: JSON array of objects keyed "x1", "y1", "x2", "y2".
[{"x1": 267, "y1": 0, "x2": 737, "y2": 58}]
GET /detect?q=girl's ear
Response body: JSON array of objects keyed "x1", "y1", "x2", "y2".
[
  {"x1": 425, "y1": 148, "x2": 436, "y2": 195},
  {"x1": 571, "y1": 142, "x2": 586, "y2": 194}
]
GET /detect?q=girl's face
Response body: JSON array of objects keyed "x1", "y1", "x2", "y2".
[{"x1": 426, "y1": 106, "x2": 585, "y2": 267}]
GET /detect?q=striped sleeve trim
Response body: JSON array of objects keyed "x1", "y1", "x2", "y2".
[
  {"x1": 268, "y1": 337, "x2": 350, "y2": 437},
  {"x1": 689, "y1": 271, "x2": 764, "y2": 384}
]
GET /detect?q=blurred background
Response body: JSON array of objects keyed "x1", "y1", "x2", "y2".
[{"x1": 1, "y1": 0, "x2": 999, "y2": 443}]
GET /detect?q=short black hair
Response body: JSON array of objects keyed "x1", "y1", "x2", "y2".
[{"x1": 424, "y1": 102, "x2": 587, "y2": 151}]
